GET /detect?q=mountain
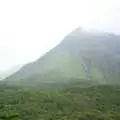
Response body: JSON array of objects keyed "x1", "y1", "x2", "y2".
[
  {"x1": 3, "y1": 27, "x2": 120, "y2": 86},
  {"x1": 0, "y1": 65, "x2": 23, "y2": 80}
]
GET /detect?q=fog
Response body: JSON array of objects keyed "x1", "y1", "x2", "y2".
[{"x1": 0, "y1": 0, "x2": 120, "y2": 70}]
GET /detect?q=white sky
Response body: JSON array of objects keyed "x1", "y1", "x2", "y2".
[{"x1": 0, "y1": 0, "x2": 120, "y2": 70}]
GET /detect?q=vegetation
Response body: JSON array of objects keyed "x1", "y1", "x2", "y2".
[
  {"x1": 1, "y1": 28, "x2": 120, "y2": 120},
  {"x1": 4, "y1": 28, "x2": 120, "y2": 85},
  {"x1": 0, "y1": 84, "x2": 120, "y2": 120}
]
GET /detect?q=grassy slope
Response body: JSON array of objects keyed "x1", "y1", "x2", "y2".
[{"x1": 4, "y1": 51, "x2": 106, "y2": 87}]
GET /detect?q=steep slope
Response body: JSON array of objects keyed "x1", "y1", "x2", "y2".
[{"x1": 4, "y1": 27, "x2": 120, "y2": 85}]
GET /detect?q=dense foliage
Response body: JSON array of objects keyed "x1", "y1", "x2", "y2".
[{"x1": 0, "y1": 84, "x2": 120, "y2": 120}]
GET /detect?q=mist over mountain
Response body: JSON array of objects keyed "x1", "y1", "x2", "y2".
[
  {"x1": 1, "y1": 27, "x2": 120, "y2": 119},
  {"x1": 0, "y1": 65, "x2": 23, "y2": 80},
  {"x1": 4, "y1": 27, "x2": 120, "y2": 86}
]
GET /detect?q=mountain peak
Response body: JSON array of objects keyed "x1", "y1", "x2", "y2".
[
  {"x1": 3, "y1": 27, "x2": 120, "y2": 85},
  {"x1": 70, "y1": 27, "x2": 83, "y2": 36}
]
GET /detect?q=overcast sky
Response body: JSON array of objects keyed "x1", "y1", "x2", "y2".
[{"x1": 0, "y1": 0, "x2": 120, "y2": 71}]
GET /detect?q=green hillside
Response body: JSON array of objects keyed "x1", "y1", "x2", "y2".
[
  {"x1": 0, "y1": 84, "x2": 120, "y2": 120},
  {"x1": 4, "y1": 28, "x2": 120, "y2": 86},
  {"x1": 1, "y1": 28, "x2": 120, "y2": 120}
]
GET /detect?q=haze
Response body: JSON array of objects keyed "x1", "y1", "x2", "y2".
[{"x1": 0, "y1": 0, "x2": 120, "y2": 71}]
